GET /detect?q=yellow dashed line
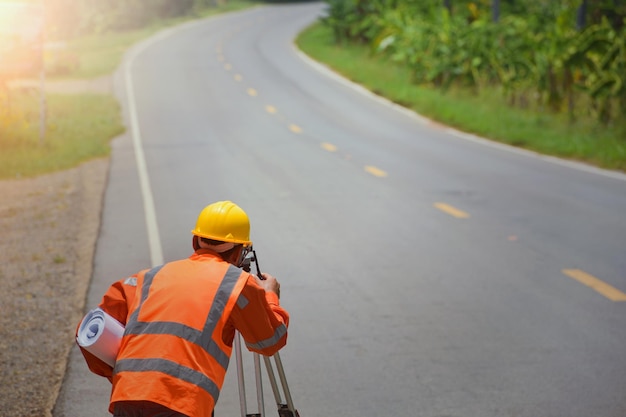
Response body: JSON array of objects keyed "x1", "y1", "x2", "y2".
[
  {"x1": 289, "y1": 124, "x2": 302, "y2": 134},
  {"x1": 234, "y1": 74, "x2": 242, "y2": 82},
  {"x1": 247, "y1": 88, "x2": 258, "y2": 97},
  {"x1": 217, "y1": 55, "x2": 224, "y2": 62},
  {"x1": 364, "y1": 165, "x2": 387, "y2": 178},
  {"x1": 224, "y1": 63, "x2": 232, "y2": 71},
  {"x1": 434, "y1": 202, "x2": 470, "y2": 218},
  {"x1": 562, "y1": 269, "x2": 626, "y2": 302},
  {"x1": 265, "y1": 105, "x2": 277, "y2": 114},
  {"x1": 321, "y1": 143, "x2": 337, "y2": 152}
]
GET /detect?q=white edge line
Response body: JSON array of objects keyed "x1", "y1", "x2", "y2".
[
  {"x1": 122, "y1": 24, "x2": 199, "y2": 267},
  {"x1": 125, "y1": 50, "x2": 164, "y2": 267},
  {"x1": 292, "y1": 44, "x2": 626, "y2": 183},
  {"x1": 121, "y1": 7, "x2": 267, "y2": 267}
]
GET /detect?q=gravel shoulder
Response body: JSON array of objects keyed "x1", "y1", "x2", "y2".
[{"x1": 0, "y1": 79, "x2": 113, "y2": 417}]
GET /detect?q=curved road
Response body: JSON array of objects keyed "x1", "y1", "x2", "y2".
[{"x1": 55, "y1": 3, "x2": 626, "y2": 417}]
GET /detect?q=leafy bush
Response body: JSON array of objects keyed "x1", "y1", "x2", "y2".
[{"x1": 323, "y1": 0, "x2": 626, "y2": 126}]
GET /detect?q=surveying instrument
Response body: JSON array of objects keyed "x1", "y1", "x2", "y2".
[{"x1": 236, "y1": 250, "x2": 301, "y2": 417}]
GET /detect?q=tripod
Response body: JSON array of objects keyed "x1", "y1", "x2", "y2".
[
  {"x1": 234, "y1": 332, "x2": 300, "y2": 417},
  {"x1": 235, "y1": 250, "x2": 300, "y2": 417}
]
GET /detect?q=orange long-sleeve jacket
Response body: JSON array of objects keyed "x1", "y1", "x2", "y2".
[{"x1": 77, "y1": 249, "x2": 289, "y2": 416}]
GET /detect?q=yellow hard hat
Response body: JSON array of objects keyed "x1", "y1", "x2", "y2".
[{"x1": 191, "y1": 201, "x2": 252, "y2": 245}]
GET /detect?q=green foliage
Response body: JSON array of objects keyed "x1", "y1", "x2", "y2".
[
  {"x1": 323, "y1": 0, "x2": 626, "y2": 126},
  {"x1": 569, "y1": 19, "x2": 626, "y2": 122},
  {"x1": 322, "y1": 0, "x2": 388, "y2": 43}
]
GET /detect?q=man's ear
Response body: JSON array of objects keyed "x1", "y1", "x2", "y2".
[
  {"x1": 192, "y1": 235, "x2": 200, "y2": 251},
  {"x1": 225, "y1": 245, "x2": 244, "y2": 266}
]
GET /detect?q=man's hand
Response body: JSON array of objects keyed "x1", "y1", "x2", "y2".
[{"x1": 255, "y1": 273, "x2": 280, "y2": 298}]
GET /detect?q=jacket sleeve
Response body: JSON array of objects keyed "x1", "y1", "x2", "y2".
[
  {"x1": 227, "y1": 274, "x2": 290, "y2": 356},
  {"x1": 75, "y1": 275, "x2": 140, "y2": 382}
]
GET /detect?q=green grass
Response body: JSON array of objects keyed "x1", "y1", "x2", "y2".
[
  {"x1": 296, "y1": 22, "x2": 626, "y2": 172},
  {"x1": 0, "y1": 93, "x2": 124, "y2": 178}
]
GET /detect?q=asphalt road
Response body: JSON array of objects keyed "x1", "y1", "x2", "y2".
[{"x1": 55, "y1": 3, "x2": 626, "y2": 417}]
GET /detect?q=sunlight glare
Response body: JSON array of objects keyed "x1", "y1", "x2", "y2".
[
  {"x1": 0, "y1": 1, "x2": 43, "y2": 37},
  {"x1": 0, "y1": 1, "x2": 44, "y2": 77}
]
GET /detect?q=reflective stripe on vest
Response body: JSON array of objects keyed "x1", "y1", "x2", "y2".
[
  {"x1": 115, "y1": 263, "x2": 243, "y2": 401},
  {"x1": 115, "y1": 358, "x2": 220, "y2": 402},
  {"x1": 245, "y1": 323, "x2": 287, "y2": 351}
]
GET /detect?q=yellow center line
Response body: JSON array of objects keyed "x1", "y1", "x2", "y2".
[
  {"x1": 265, "y1": 105, "x2": 277, "y2": 114},
  {"x1": 289, "y1": 124, "x2": 302, "y2": 134},
  {"x1": 234, "y1": 74, "x2": 242, "y2": 82},
  {"x1": 247, "y1": 88, "x2": 257, "y2": 97},
  {"x1": 562, "y1": 269, "x2": 626, "y2": 302},
  {"x1": 217, "y1": 55, "x2": 224, "y2": 62},
  {"x1": 224, "y1": 63, "x2": 232, "y2": 71},
  {"x1": 321, "y1": 142, "x2": 337, "y2": 152},
  {"x1": 364, "y1": 165, "x2": 388, "y2": 178},
  {"x1": 434, "y1": 202, "x2": 470, "y2": 218}
]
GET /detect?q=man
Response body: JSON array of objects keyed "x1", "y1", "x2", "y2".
[{"x1": 78, "y1": 200, "x2": 289, "y2": 417}]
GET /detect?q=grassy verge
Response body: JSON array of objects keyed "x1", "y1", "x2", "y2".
[
  {"x1": 0, "y1": 93, "x2": 124, "y2": 178},
  {"x1": 296, "y1": 22, "x2": 626, "y2": 172}
]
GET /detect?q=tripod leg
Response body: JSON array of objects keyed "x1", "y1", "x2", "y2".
[
  {"x1": 273, "y1": 353, "x2": 296, "y2": 413},
  {"x1": 263, "y1": 353, "x2": 300, "y2": 417},
  {"x1": 235, "y1": 332, "x2": 247, "y2": 417},
  {"x1": 253, "y1": 353, "x2": 265, "y2": 417},
  {"x1": 236, "y1": 332, "x2": 266, "y2": 417},
  {"x1": 263, "y1": 355, "x2": 283, "y2": 407}
]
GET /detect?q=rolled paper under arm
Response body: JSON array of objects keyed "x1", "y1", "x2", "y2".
[{"x1": 76, "y1": 308, "x2": 125, "y2": 367}]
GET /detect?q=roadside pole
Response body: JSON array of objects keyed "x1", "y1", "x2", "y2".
[{"x1": 39, "y1": 0, "x2": 46, "y2": 145}]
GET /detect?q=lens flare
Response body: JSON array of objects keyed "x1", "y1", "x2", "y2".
[{"x1": 0, "y1": 1, "x2": 43, "y2": 78}]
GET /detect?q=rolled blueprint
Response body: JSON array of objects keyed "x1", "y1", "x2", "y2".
[{"x1": 76, "y1": 307, "x2": 125, "y2": 367}]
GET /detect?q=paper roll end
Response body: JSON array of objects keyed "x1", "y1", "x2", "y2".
[
  {"x1": 77, "y1": 308, "x2": 106, "y2": 347},
  {"x1": 76, "y1": 307, "x2": 125, "y2": 367}
]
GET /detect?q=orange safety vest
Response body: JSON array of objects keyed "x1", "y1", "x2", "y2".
[{"x1": 111, "y1": 254, "x2": 249, "y2": 416}]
